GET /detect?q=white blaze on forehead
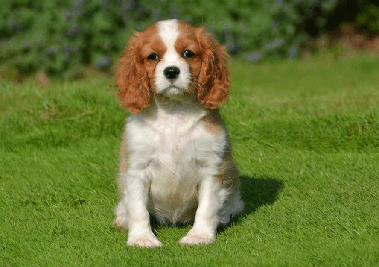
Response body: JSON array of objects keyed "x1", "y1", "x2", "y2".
[
  {"x1": 155, "y1": 19, "x2": 191, "y2": 95},
  {"x1": 157, "y1": 19, "x2": 180, "y2": 62}
]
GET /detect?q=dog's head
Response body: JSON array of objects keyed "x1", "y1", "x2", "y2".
[{"x1": 114, "y1": 19, "x2": 229, "y2": 113}]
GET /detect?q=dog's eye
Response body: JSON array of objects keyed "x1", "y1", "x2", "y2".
[
  {"x1": 183, "y1": 50, "x2": 195, "y2": 58},
  {"x1": 147, "y1": 53, "x2": 159, "y2": 61}
]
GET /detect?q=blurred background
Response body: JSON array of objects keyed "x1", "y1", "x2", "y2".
[{"x1": 0, "y1": 0, "x2": 379, "y2": 81}]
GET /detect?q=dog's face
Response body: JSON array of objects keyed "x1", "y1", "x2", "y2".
[
  {"x1": 150, "y1": 20, "x2": 201, "y2": 97},
  {"x1": 114, "y1": 19, "x2": 230, "y2": 113}
]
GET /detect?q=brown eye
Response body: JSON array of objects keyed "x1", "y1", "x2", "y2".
[
  {"x1": 183, "y1": 50, "x2": 195, "y2": 58},
  {"x1": 147, "y1": 53, "x2": 159, "y2": 61}
]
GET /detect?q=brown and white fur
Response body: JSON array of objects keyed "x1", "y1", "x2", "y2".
[{"x1": 113, "y1": 19, "x2": 244, "y2": 247}]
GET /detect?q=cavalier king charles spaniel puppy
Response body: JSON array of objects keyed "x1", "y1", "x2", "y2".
[{"x1": 113, "y1": 19, "x2": 244, "y2": 247}]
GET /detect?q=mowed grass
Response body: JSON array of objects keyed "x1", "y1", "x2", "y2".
[{"x1": 1, "y1": 55, "x2": 379, "y2": 266}]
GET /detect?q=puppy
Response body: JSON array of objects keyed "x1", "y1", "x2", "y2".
[{"x1": 113, "y1": 19, "x2": 244, "y2": 247}]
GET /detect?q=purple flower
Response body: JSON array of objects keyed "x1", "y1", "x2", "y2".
[
  {"x1": 46, "y1": 47, "x2": 55, "y2": 56},
  {"x1": 283, "y1": 4, "x2": 291, "y2": 13},
  {"x1": 272, "y1": 21, "x2": 279, "y2": 29},
  {"x1": 287, "y1": 46, "x2": 298, "y2": 58},
  {"x1": 274, "y1": 38, "x2": 284, "y2": 48},
  {"x1": 63, "y1": 11, "x2": 71, "y2": 20},
  {"x1": 119, "y1": 11, "x2": 128, "y2": 23},
  {"x1": 305, "y1": 0, "x2": 319, "y2": 18},
  {"x1": 8, "y1": 19, "x2": 23, "y2": 32},
  {"x1": 226, "y1": 43, "x2": 241, "y2": 55},
  {"x1": 138, "y1": 7, "x2": 147, "y2": 20},
  {"x1": 96, "y1": 56, "x2": 111, "y2": 68},
  {"x1": 67, "y1": 25, "x2": 80, "y2": 38},
  {"x1": 103, "y1": 1, "x2": 111, "y2": 8},
  {"x1": 248, "y1": 52, "x2": 261, "y2": 62},
  {"x1": 9, "y1": 21, "x2": 17, "y2": 30},
  {"x1": 152, "y1": 10, "x2": 160, "y2": 21},
  {"x1": 63, "y1": 45, "x2": 75, "y2": 54},
  {"x1": 73, "y1": 0, "x2": 85, "y2": 9},
  {"x1": 170, "y1": 8, "x2": 178, "y2": 19},
  {"x1": 265, "y1": 39, "x2": 284, "y2": 50}
]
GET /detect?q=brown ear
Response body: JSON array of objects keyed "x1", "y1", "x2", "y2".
[
  {"x1": 196, "y1": 28, "x2": 230, "y2": 109},
  {"x1": 114, "y1": 33, "x2": 152, "y2": 113}
]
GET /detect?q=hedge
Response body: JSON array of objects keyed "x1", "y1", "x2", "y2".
[{"x1": 0, "y1": 0, "x2": 377, "y2": 79}]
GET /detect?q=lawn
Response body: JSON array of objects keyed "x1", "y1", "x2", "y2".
[{"x1": 1, "y1": 55, "x2": 378, "y2": 266}]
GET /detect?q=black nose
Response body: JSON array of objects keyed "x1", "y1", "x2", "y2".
[{"x1": 164, "y1": 66, "x2": 180, "y2": 80}]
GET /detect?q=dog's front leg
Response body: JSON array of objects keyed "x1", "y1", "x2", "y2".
[
  {"x1": 179, "y1": 175, "x2": 226, "y2": 245},
  {"x1": 125, "y1": 171, "x2": 162, "y2": 248}
]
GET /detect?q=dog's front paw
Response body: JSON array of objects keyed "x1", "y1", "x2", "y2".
[
  {"x1": 179, "y1": 229, "x2": 215, "y2": 245},
  {"x1": 128, "y1": 232, "x2": 162, "y2": 248}
]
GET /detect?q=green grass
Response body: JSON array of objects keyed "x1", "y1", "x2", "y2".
[{"x1": 1, "y1": 55, "x2": 379, "y2": 266}]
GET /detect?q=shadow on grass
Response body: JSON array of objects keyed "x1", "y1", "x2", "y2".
[
  {"x1": 240, "y1": 176, "x2": 284, "y2": 214},
  {"x1": 218, "y1": 176, "x2": 284, "y2": 233},
  {"x1": 149, "y1": 176, "x2": 284, "y2": 234}
]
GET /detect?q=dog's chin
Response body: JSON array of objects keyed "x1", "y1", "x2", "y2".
[{"x1": 161, "y1": 86, "x2": 187, "y2": 98}]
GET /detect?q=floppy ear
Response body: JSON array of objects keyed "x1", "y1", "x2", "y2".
[
  {"x1": 114, "y1": 33, "x2": 152, "y2": 113},
  {"x1": 196, "y1": 28, "x2": 230, "y2": 109}
]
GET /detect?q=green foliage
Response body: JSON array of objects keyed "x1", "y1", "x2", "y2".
[
  {"x1": 356, "y1": 2, "x2": 379, "y2": 32},
  {"x1": 1, "y1": 0, "x2": 378, "y2": 78},
  {"x1": 0, "y1": 0, "x2": 372, "y2": 78},
  {"x1": 0, "y1": 0, "x2": 150, "y2": 78}
]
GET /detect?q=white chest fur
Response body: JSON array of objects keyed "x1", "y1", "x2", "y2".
[{"x1": 125, "y1": 96, "x2": 226, "y2": 224}]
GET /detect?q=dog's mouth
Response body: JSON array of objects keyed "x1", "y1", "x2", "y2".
[{"x1": 161, "y1": 85, "x2": 186, "y2": 97}]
